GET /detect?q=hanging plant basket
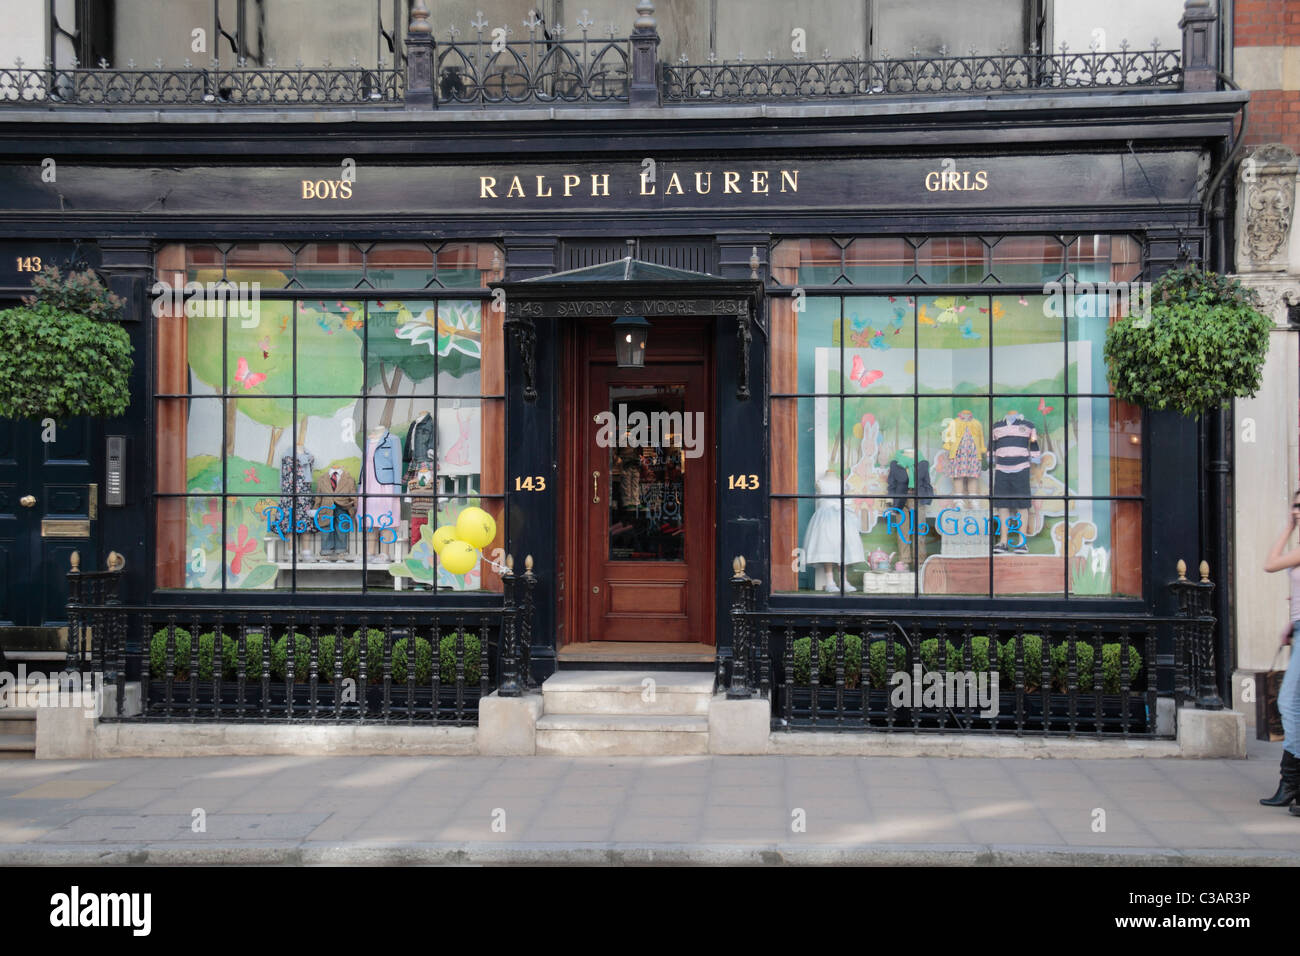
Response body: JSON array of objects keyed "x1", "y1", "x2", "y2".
[
  {"x1": 1103, "y1": 266, "x2": 1272, "y2": 417},
  {"x1": 0, "y1": 266, "x2": 133, "y2": 422}
]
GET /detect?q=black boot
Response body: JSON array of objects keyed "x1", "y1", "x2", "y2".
[
  {"x1": 1291, "y1": 803, "x2": 1300, "y2": 817},
  {"x1": 1261, "y1": 750, "x2": 1300, "y2": 807}
]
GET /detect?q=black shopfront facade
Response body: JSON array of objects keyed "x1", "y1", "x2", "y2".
[{"x1": 0, "y1": 90, "x2": 1245, "y2": 700}]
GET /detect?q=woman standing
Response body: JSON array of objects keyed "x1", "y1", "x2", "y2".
[{"x1": 1261, "y1": 491, "x2": 1300, "y2": 814}]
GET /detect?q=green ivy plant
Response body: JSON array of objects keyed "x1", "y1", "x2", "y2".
[
  {"x1": 1103, "y1": 266, "x2": 1272, "y2": 417},
  {"x1": 0, "y1": 266, "x2": 133, "y2": 421}
]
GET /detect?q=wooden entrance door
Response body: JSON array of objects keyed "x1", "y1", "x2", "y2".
[{"x1": 578, "y1": 325, "x2": 713, "y2": 643}]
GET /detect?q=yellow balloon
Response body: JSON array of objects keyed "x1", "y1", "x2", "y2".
[
  {"x1": 439, "y1": 539, "x2": 477, "y2": 576},
  {"x1": 431, "y1": 525, "x2": 459, "y2": 555},
  {"x1": 455, "y1": 506, "x2": 497, "y2": 550}
]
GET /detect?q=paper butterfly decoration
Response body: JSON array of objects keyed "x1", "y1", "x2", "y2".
[
  {"x1": 847, "y1": 324, "x2": 875, "y2": 348},
  {"x1": 849, "y1": 354, "x2": 884, "y2": 387},
  {"x1": 234, "y1": 357, "x2": 266, "y2": 389}
]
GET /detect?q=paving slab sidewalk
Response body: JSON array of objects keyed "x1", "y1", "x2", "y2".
[{"x1": 0, "y1": 736, "x2": 1297, "y2": 865}]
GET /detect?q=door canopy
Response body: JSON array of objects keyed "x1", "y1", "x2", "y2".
[{"x1": 491, "y1": 257, "x2": 764, "y2": 401}]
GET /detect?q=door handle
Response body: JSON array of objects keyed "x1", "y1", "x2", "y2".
[
  {"x1": 592, "y1": 471, "x2": 600, "y2": 504},
  {"x1": 19, "y1": 495, "x2": 35, "y2": 508}
]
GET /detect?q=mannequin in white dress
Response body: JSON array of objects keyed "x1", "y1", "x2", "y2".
[{"x1": 803, "y1": 470, "x2": 866, "y2": 592}]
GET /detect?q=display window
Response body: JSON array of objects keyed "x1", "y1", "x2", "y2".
[
  {"x1": 154, "y1": 242, "x2": 505, "y2": 593},
  {"x1": 769, "y1": 235, "x2": 1143, "y2": 599}
]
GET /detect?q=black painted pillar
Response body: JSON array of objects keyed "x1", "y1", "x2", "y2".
[
  {"x1": 502, "y1": 239, "x2": 558, "y2": 682},
  {"x1": 714, "y1": 237, "x2": 769, "y2": 659},
  {"x1": 95, "y1": 239, "x2": 153, "y2": 606}
]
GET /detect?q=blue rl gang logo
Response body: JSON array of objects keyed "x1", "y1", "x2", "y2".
[
  {"x1": 264, "y1": 505, "x2": 397, "y2": 544},
  {"x1": 883, "y1": 507, "x2": 1025, "y2": 548}
]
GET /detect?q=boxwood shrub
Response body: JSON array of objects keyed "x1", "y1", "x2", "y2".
[
  {"x1": 784, "y1": 631, "x2": 1143, "y2": 695},
  {"x1": 790, "y1": 634, "x2": 863, "y2": 688},
  {"x1": 438, "y1": 632, "x2": 482, "y2": 685}
]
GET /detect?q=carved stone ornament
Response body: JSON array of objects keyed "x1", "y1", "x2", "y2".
[
  {"x1": 1236, "y1": 143, "x2": 1298, "y2": 273},
  {"x1": 1233, "y1": 274, "x2": 1300, "y2": 327}
]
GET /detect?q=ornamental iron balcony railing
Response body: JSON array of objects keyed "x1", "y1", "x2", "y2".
[
  {"x1": 661, "y1": 43, "x2": 1183, "y2": 104},
  {"x1": 0, "y1": 0, "x2": 1218, "y2": 109},
  {"x1": 0, "y1": 58, "x2": 403, "y2": 107},
  {"x1": 434, "y1": 10, "x2": 630, "y2": 105}
]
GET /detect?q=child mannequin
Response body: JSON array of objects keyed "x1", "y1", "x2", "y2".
[
  {"x1": 942, "y1": 410, "x2": 986, "y2": 511},
  {"x1": 803, "y1": 470, "x2": 865, "y2": 592}
]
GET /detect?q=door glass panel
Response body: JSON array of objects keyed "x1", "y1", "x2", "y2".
[{"x1": 606, "y1": 385, "x2": 686, "y2": 562}]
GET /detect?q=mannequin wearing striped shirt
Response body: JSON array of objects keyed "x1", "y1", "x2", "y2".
[{"x1": 990, "y1": 410, "x2": 1039, "y2": 554}]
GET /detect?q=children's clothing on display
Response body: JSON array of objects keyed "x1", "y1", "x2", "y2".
[
  {"x1": 886, "y1": 452, "x2": 935, "y2": 508},
  {"x1": 942, "y1": 411, "x2": 986, "y2": 479},
  {"x1": 369, "y1": 429, "x2": 402, "y2": 485},
  {"x1": 276, "y1": 449, "x2": 316, "y2": 537},
  {"x1": 403, "y1": 411, "x2": 436, "y2": 479},
  {"x1": 803, "y1": 472, "x2": 866, "y2": 566},
  {"x1": 990, "y1": 413, "x2": 1039, "y2": 508},
  {"x1": 313, "y1": 467, "x2": 357, "y2": 556},
  {"x1": 407, "y1": 478, "x2": 436, "y2": 544},
  {"x1": 364, "y1": 430, "x2": 401, "y2": 527}
]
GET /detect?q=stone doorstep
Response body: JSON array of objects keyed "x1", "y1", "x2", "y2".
[
  {"x1": 0, "y1": 708, "x2": 37, "y2": 735},
  {"x1": 535, "y1": 727, "x2": 710, "y2": 757},
  {"x1": 541, "y1": 671, "x2": 714, "y2": 719},
  {"x1": 536, "y1": 711, "x2": 710, "y2": 757},
  {"x1": 0, "y1": 732, "x2": 36, "y2": 752},
  {"x1": 536, "y1": 714, "x2": 709, "y2": 734},
  {"x1": 541, "y1": 671, "x2": 716, "y2": 695},
  {"x1": 542, "y1": 690, "x2": 710, "y2": 715}
]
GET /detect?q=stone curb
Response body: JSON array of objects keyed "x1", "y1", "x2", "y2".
[{"x1": 1, "y1": 842, "x2": 1295, "y2": 867}]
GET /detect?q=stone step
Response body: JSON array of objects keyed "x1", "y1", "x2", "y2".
[
  {"x1": 0, "y1": 708, "x2": 37, "y2": 736},
  {"x1": 535, "y1": 713, "x2": 709, "y2": 756},
  {"x1": 0, "y1": 733, "x2": 35, "y2": 758},
  {"x1": 542, "y1": 670, "x2": 714, "y2": 716}
]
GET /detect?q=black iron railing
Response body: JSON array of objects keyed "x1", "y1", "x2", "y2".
[
  {"x1": 2, "y1": 0, "x2": 1222, "y2": 109},
  {"x1": 726, "y1": 556, "x2": 1216, "y2": 738},
  {"x1": 432, "y1": 12, "x2": 630, "y2": 106},
  {"x1": 661, "y1": 44, "x2": 1182, "y2": 103},
  {"x1": 65, "y1": 552, "x2": 537, "y2": 725},
  {"x1": 0, "y1": 59, "x2": 403, "y2": 107}
]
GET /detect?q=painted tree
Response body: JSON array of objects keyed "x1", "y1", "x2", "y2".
[
  {"x1": 187, "y1": 300, "x2": 363, "y2": 464},
  {"x1": 363, "y1": 301, "x2": 438, "y2": 428}
]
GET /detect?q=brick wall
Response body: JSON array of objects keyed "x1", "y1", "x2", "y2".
[
  {"x1": 1235, "y1": 0, "x2": 1300, "y2": 47},
  {"x1": 1236, "y1": 1, "x2": 1300, "y2": 149}
]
